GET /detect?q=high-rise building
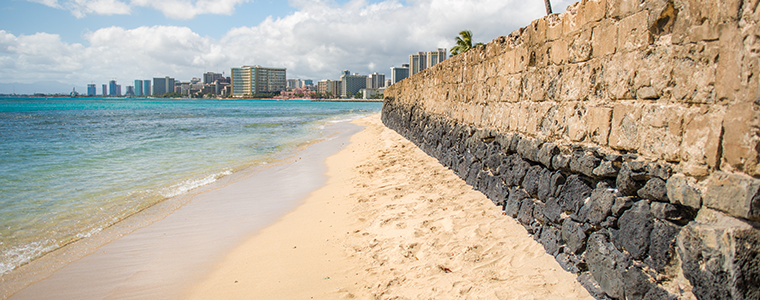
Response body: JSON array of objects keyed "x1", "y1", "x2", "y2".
[
  {"x1": 143, "y1": 80, "x2": 151, "y2": 96},
  {"x1": 340, "y1": 71, "x2": 367, "y2": 98},
  {"x1": 108, "y1": 80, "x2": 118, "y2": 96},
  {"x1": 152, "y1": 76, "x2": 175, "y2": 95},
  {"x1": 87, "y1": 84, "x2": 96, "y2": 96},
  {"x1": 317, "y1": 79, "x2": 341, "y2": 97},
  {"x1": 134, "y1": 80, "x2": 143, "y2": 96},
  {"x1": 203, "y1": 72, "x2": 224, "y2": 85},
  {"x1": 287, "y1": 79, "x2": 299, "y2": 89},
  {"x1": 390, "y1": 65, "x2": 410, "y2": 85},
  {"x1": 102, "y1": 84, "x2": 108, "y2": 96},
  {"x1": 125, "y1": 86, "x2": 135, "y2": 96},
  {"x1": 427, "y1": 48, "x2": 448, "y2": 68},
  {"x1": 302, "y1": 79, "x2": 313, "y2": 86},
  {"x1": 366, "y1": 72, "x2": 386, "y2": 89},
  {"x1": 230, "y1": 65, "x2": 287, "y2": 96},
  {"x1": 409, "y1": 52, "x2": 427, "y2": 76}
]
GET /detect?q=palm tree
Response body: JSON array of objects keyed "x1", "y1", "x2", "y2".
[
  {"x1": 544, "y1": 0, "x2": 553, "y2": 15},
  {"x1": 450, "y1": 30, "x2": 485, "y2": 56}
]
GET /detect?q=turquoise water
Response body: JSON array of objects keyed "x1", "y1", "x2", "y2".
[{"x1": 0, "y1": 97, "x2": 381, "y2": 275}]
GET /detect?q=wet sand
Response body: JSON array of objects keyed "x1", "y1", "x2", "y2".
[
  {"x1": 187, "y1": 115, "x2": 592, "y2": 299},
  {"x1": 4, "y1": 121, "x2": 363, "y2": 299}
]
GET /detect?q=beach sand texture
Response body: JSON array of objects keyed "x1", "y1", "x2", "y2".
[{"x1": 187, "y1": 114, "x2": 592, "y2": 299}]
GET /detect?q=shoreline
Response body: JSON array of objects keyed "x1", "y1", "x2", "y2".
[
  {"x1": 186, "y1": 114, "x2": 592, "y2": 299},
  {"x1": 3, "y1": 119, "x2": 364, "y2": 300}
]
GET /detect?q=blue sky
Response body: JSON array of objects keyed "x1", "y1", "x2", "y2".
[{"x1": 0, "y1": 0, "x2": 575, "y2": 93}]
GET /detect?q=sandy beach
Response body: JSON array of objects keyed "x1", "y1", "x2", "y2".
[{"x1": 187, "y1": 114, "x2": 592, "y2": 299}]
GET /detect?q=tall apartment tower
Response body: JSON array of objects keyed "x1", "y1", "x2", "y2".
[
  {"x1": 366, "y1": 72, "x2": 386, "y2": 89},
  {"x1": 153, "y1": 76, "x2": 175, "y2": 95},
  {"x1": 230, "y1": 65, "x2": 287, "y2": 96},
  {"x1": 203, "y1": 72, "x2": 223, "y2": 85},
  {"x1": 134, "y1": 80, "x2": 143, "y2": 96},
  {"x1": 143, "y1": 80, "x2": 151, "y2": 96},
  {"x1": 409, "y1": 52, "x2": 427, "y2": 76},
  {"x1": 87, "y1": 84, "x2": 96, "y2": 96},
  {"x1": 339, "y1": 71, "x2": 367, "y2": 98},
  {"x1": 390, "y1": 64, "x2": 410, "y2": 85},
  {"x1": 427, "y1": 48, "x2": 448, "y2": 68},
  {"x1": 108, "y1": 80, "x2": 118, "y2": 96},
  {"x1": 102, "y1": 84, "x2": 107, "y2": 96}
]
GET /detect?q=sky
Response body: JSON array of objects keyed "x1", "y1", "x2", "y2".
[{"x1": 0, "y1": 0, "x2": 575, "y2": 93}]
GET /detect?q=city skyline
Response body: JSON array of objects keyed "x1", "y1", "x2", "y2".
[{"x1": 0, "y1": 0, "x2": 577, "y2": 94}]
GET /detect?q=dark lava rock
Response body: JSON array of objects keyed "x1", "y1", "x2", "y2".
[
  {"x1": 593, "y1": 160, "x2": 619, "y2": 178},
  {"x1": 562, "y1": 219, "x2": 590, "y2": 254},
  {"x1": 517, "y1": 137, "x2": 541, "y2": 162},
  {"x1": 518, "y1": 198, "x2": 536, "y2": 225},
  {"x1": 638, "y1": 178, "x2": 668, "y2": 202},
  {"x1": 556, "y1": 253, "x2": 585, "y2": 274},
  {"x1": 537, "y1": 142, "x2": 560, "y2": 169},
  {"x1": 617, "y1": 162, "x2": 647, "y2": 196},
  {"x1": 538, "y1": 171, "x2": 565, "y2": 202},
  {"x1": 570, "y1": 151, "x2": 602, "y2": 178},
  {"x1": 665, "y1": 174, "x2": 702, "y2": 210},
  {"x1": 650, "y1": 201, "x2": 696, "y2": 225},
  {"x1": 600, "y1": 216, "x2": 618, "y2": 229},
  {"x1": 577, "y1": 272, "x2": 613, "y2": 300},
  {"x1": 522, "y1": 165, "x2": 545, "y2": 197},
  {"x1": 465, "y1": 162, "x2": 482, "y2": 187},
  {"x1": 485, "y1": 153, "x2": 506, "y2": 175},
  {"x1": 578, "y1": 182, "x2": 617, "y2": 225},
  {"x1": 487, "y1": 179, "x2": 510, "y2": 207},
  {"x1": 613, "y1": 200, "x2": 654, "y2": 260},
  {"x1": 645, "y1": 219, "x2": 680, "y2": 272},
  {"x1": 585, "y1": 230, "x2": 630, "y2": 299},
  {"x1": 552, "y1": 154, "x2": 571, "y2": 172},
  {"x1": 558, "y1": 175, "x2": 594, "y2": 215},
  {"x1": 623, "y1": 264, "x2": 655, "y2": 300},
  {"x1": 502, "y1": 155, "x2": 530, "y2": 187},
  {"x1": 508, "y1": 133, "x2": 522, "y2": 153},
  {"x1": 533, "y1": 201, "x2": 546, "y2": 224},
  {"x1": 643, "y1": 286, "x2": 678, "y2": 300},
  {"x1": 612, "y1": 196, "x2": 636, "y2": 217},
  {"x1": 540, "y1": 225, "x2": 562, "y2": 256},
  {"x1": 645, "y1": 162, "x2": 672, "y2": 180},
  {"x1": 544, "y1": 197, "x2": 562, "y2": 224},
  {"x1": 505, "y1": 187, "x2": 529, "y2": 218}
]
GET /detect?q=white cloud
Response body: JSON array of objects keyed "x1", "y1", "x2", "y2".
[
  {"x1": 4, "y1": 0, "x2": 579, "y2": 89},
  {"x1": 29, "y1": 0, "x2": 131, "y2": 18},
  {"x1": 27, "y1": 0, "x2": 247, "y2": 19}
]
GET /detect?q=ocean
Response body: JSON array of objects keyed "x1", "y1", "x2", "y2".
[{"x1": 0, "y1": 97, "x2": 382, "y2": 275}]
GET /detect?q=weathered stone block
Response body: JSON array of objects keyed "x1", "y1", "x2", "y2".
[
  {"x1": 587, "y1": 106, "x2": 613, "y2": 146},
  {"x1": 592, "y1": 19, "x2": 617, "y2": 58},
  {"x1": 537, "y1": 142, "x2": 559, "y2": 169},
  {"x1": 650, "y1": 201, "x2": 696, "y2": 225},
  {"x1": 577, "y1": 272, "x2": 612, "y2": 300},
  {"x1": 617, "y1": 10, "x2": 650, "y2": 51},
  {"x1": 552, "y1": 154, "x2": 571, "y2": 172},
  {"x1": 518, "y1": 198, "x2": 536, "y2": 225},
  {"x1": 568, "y1": 30, "x2": 593, "y2": 63},
  {"x1": 540, "y1": 225, "x2": 562, "y2": 255},
  {"x1": 586, "y1": 230, "x2": 631, "y2": 299},
  {"x1": 562, "y1": 219, "x2": 591, "y2": 254},
  {"x1": 677, "y1": 208, "x2": 760, "y2": 300},
  {"x1": 544, "y1": 196, "x2": 563, "y2": 224},
  {"x1": 593, "y1": 160, "x2": 619, "y2": 177},
  {"x1": 666, "y1": 173, "x2": 702, "y2": 210},
  {"x1": 609, "y1": 102, "x2": 643, "y2": 151},
  {"x1": 617, "y1": 162, "x2": 647, "y2": 196},
  {"x1": 679, "y1": 109, "x2": 723, "y2": 176},
  {"x1": 703, "y1": 171, "x2": 760, "y2": 221},
  {"x1": 623, "y1": 264, "x2": 655, "y2": 300},
  {"x1": 613, "y1": 200, "x2": 654, "y2": 260},
  {"x1": 517, "y1": 136, "x2": 541, "y2": 162},
  {"x1": 538, "y1": 171, "x2": 565, "y2": 202},
  {"x1": 722, "y1": 102, "x2": 760, "y2": 176}
]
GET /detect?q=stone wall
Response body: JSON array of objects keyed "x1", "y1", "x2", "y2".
[{"x1": 381, "y1": 0, "x2": 760, "y2": 299}]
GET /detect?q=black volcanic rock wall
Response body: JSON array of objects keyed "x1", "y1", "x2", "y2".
[{"x1": 382, "y1": 98, "x2": 760, "y2": 300}]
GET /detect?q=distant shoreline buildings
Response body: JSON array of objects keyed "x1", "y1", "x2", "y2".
[{"x1": 46, "y1": 47, "x2": 446, "y2": 99}]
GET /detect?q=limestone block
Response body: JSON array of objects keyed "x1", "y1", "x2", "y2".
[
  {"x1": 592, "y1": 19, "x2": 617, "y2": 58},
  {"x1": 688, "y1": 21, "x2": 720, "y2": 42},
  {"x1": 499, "y1": 74, "x2": 521, "y2": 103},
  {"x1": 559, "y1": 63, "x2": 592, "y2": 102},
  {"x1": 638, "y1": 104, "x2": 684, "y2": 161},
  {"x1": 671, "y1": 45, "x2": 718, "y2": 104},
  {"x1": 716, "y1": 26, "x2": 742, "y2": 102},
  {"x1": 703, "y1": 171, "x2": 760, "y2": 221},
  {"x1": 567, "y1": 103, "x2": 589, "y2": 142},
  {"x1": 587, "y1": 106, "x2": 613, "y2": 145},
  {"x1": 525, "y1": 18, "x2": 547, "y2": 47},
  {"x1": 522, "y1": 69, "x2": 547, "y2": 102},
  {"x1": 568, "y1": 29, "x2": 593, "y2": 63},
  {"x1": 722, "y1": 102, "x2": 760, "y2": 175},
  {"x1": 617, "y1": 10, "x2": 651, "y2": 52},
  {"x1": 680, "y1": 108, "x2": 723, "y2": 176},
  {"x1": 677, "y1": 208, "x2": 760, "y2": 299},
  {"x1": 546, "y1": 14, "x2": 564, "y2": 41},
  {"x1": 563, "y1": 4, "x2": 583, "y2": 35},
  {"x1": 607, "y1": 0, "x2": 644, "y2": 19},
  {"x1": 549, "y1": 39, "x2": 569, "y2": 65},
  {"x1": 604, "y1": 53, "x2": 636, "y2": 99},
  {"x1": 581, "y1": 0, "x2": 607, "y2": 25},
  {"x1": 609, "y1": 102, "x2": 643, "y2": 151},
  {"x1": 646, "y1": 0, "x2": 677, "y2": 36}
]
